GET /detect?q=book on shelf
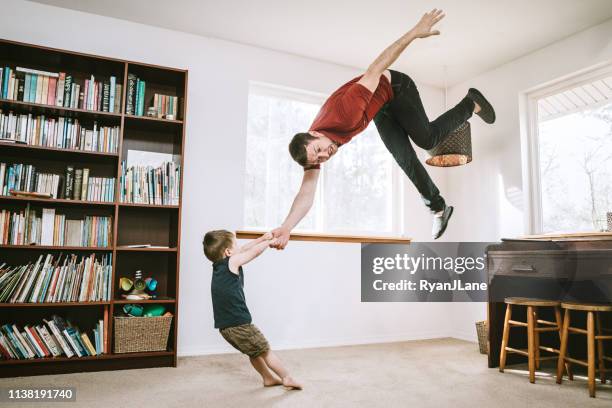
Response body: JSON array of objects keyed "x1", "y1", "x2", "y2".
[
  {"x1": 0, "y1": 162, "x2": 115, "y2": 202},
  {"x1": 114, "y1": 84, "x2": 122, "y2": 114},
  {"x1": 8, "y1": 191, "x2": 52, "y2": 199},
  {"x1": 0, "y1": 314, "x2": 107, "y2": 360},
  {"x1": 0, "y1": 66, "x2": 121, "y2": 113},
  {"x1": 0, "y1": 253, "x2": 111, "y2": 303},
  {"x1": 73, "y1": 168, "x2": 82, "y2": 201},
  {"x1": 126, "y1": 73, "x2": 137, "y2": 115},
  {"x1": 40, "y1": 207, "x2": 54, "y2": 245},
  {"x1": 122, "y1": 244, "x2": 170, "y2": 249},
  {"x1": 0, "y1": 162, "x2": 62, "y2": 199},
  {"x1": 0, "y1": 205, "x2": 112, "y2": 247},
  {"x1": 0, "y1": 110, "x2": 119, "y2": 153},
  {"x1": 120, "y1": 150, "x2": 180, "y2": 205},
  {"x1": 81, "y1": 168, "x2": 89, "y2": 200},
  {"x1": 64, "y1": 165, "x2": 74, "y2": 199},
  {"x1": 126, "y1": 74, "x2": 156, "y2": 116},
  {"x1": 152, "y1": 93, "x2": 180, "y2": 119}
]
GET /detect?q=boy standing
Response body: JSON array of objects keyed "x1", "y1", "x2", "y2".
[{"x1": 203, "y1": 230, "x2": 302, "y2": 390}]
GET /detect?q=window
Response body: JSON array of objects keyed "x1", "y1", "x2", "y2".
[
  {"x1": 244, "y1": 82, "x2": 401, "y2": 235},
  {"x1": 526, "y1": 67, "x2": 612, "y2": 233}
]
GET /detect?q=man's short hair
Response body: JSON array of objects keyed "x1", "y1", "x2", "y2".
[
  {"x1": 203, "y1": 230, "x2": 235, "y2": 263},
  {"x1": 289, "y1": 132, "x2": 316, "y2": 167}
]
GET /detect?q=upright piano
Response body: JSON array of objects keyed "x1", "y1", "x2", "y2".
[{"x1": 486, "y1": 233, "x2": 612, "y2": 368}]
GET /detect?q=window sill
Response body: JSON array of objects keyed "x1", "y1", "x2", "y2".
[{"x1": 235, "y1": 230, "x2": 411, "y2": 244}]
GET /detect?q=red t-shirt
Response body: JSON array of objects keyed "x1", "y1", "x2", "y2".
[{"x1": 305, "y1": 74, "x2": 393, "y2": 169}]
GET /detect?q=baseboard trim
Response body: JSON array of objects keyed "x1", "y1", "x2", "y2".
[
  {"x1": 178, "y1": 330, "x2": 451, "y2": 357},
  {"x1": 450, "y1": 329, "x2": 477, "y2": 343}
]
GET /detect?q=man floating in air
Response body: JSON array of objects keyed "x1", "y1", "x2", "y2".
[{"x1": 272, "y1": 9, "x2": 496, "y2": 247}]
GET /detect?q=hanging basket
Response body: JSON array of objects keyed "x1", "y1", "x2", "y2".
[{"x1": 426, "y1": 121, "x2": 472, "y2": 167}]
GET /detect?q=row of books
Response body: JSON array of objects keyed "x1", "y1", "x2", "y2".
[
  {"x1": 120, "y1": 161, "x2": 180, "y2": 205},
  {"x1": 0, "y1": 206, "x2": 113, "y2": 247},
  {"x1": 0, "y1": 66, "x2": 122, "y2": 113},
  {"x1": 0, "y1": 163, "x2": 116, "y2": 202},
  {"x1": 0, "y1": 315, "x2": 106, "y2": 360},
  {"x1": 0, "y1": 253, "x2": 112, "y2": 303},
  {"x1": 65, "y1": 166, "x2": 115, "y2": 202},
  {"x1": 152, "y1": 93, "x2": 179, "y2": 119},
  {"x1": 0, "y1": 111, "x2": 119, "y2": 153},
  {"x1": 1, "y1": 163, "x2": 59, "y2": 199},
  {"x1": 126, "y1": 74, "x2": 146, "y2": 116}
]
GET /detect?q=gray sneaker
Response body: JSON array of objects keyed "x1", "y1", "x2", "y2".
[{"x1": 432, "y1": 206, "x2": 454, "y2": 239}]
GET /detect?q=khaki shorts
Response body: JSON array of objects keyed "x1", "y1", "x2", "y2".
[{"x1": 219, "y1": 323, "x2": 270, "y2": 358}]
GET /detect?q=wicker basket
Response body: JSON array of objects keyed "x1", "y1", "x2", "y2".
[
  {"x1": 475, "y1": 320, "x2": 488, "y2": 355},
  {"x1": 114, "y1": 315, "x2": 172, "y2": 353}
]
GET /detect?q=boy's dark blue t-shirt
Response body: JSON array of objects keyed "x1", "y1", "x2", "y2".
[{"x1": 211, "y1": 257, "x2": 252, "y2": 329}]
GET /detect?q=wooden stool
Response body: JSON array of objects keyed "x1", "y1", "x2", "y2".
[
  {"x1": 556, "y1": 302, "x2": 612, "y2": 398},
  {"x1": 499, "y1": 297, "x2": 568, "y2": 383}
]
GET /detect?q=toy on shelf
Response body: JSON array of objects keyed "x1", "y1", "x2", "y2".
[
  {"x1": 118, "y1": 270, "x2": 158, "y2": 300},
  {"x1": 121, "y1": 303, "x2": 170, "y2": 317}
]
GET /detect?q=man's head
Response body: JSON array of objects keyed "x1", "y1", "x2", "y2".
[
  {"x1": 288, "y1": 131, "x2": 338, "y2": 168},
  {"x1": 203, "y1": 230, "x2": 236, "y2": 263}
]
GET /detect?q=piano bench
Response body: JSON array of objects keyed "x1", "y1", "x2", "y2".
[{"x1": 556, "y1": 302, "x2": 612, "y2": 398}]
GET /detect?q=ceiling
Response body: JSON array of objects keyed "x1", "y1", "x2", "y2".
[{"x1": 30, "y1": 0, "x2": 612, "y2": 87}]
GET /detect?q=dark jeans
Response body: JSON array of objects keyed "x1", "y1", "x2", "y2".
[{"x1": 374, "y1": 70, "x2": 474, "y2": 212}]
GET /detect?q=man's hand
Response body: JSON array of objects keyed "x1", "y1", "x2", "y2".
[
  {"x1": 411, "y1": 8, "x2": 445, "y2": 39},
  {"x1": 270, "y1": 227, "x2": 290, "y2": 250}
]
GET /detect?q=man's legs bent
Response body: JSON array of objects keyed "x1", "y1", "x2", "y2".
[
  {"x1": 374, "y1": 104, "x2": 445, "y2": 213},
  {"x1": 388, "y1": 70, "x2": 474, "y2": 150}
]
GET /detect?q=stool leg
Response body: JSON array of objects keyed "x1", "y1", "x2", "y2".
[
  {"x1": 554, "y1": 306, "x2": 572, "y2": 380},
  {"x1": 596, "y1": 312, "x2": 606, "y2": 385},
  {"x1": 533, "y1": 308, "x2": 540, "y2": 369},
  {"x1": 556, "y1": 309, "x2": 570, "y2": 384},
  {"x1": 499, "y1": 303, "x2": 512, "y2": 373},
  {"x1": 587, "y1": 311, "x2": 596, "y2": 398},
  {"x1": 527, "y1": 305, "x2": 536, "y2": 383}
]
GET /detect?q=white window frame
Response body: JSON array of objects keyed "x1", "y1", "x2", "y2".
[
  {"x1": 520, "y1": 62, "x2": 612, "y2": 234},
  {"x1": 245, "y1": 81, "x2": 405, "y2": 237}
]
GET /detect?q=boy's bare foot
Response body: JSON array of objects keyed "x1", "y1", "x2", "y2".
[
  {"x1": 282, "y1": 376, "x2": 303, "y2": 390},
  {"x1": 263, "y1": 377, "x2": 283, "y2": 387},
  {"x1": 474, "y1": 101, "x2": 481, "y2": 114}
]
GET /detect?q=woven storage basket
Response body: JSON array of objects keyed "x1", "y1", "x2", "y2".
[
  {"x1": 475, "y1": 320, "x2": 488, "y2": 355},
  {"x1": 114, "y1": 315, "x2": 172, "y2": 353},
  {"x1": 426, "y1": 121, "x2": 472, "y2": 167}
]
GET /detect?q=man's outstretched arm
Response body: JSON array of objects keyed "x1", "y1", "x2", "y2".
[
  {"x1": 271, "y1": 169, "x2": 320, "y2": 249},
  {"x1": 358, "y1": 9, "x2": 445, "y2": 93}
]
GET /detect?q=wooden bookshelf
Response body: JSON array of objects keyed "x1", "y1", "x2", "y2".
[{"x1": 0, "y1": 39, "x2": 187, "y2": 377}]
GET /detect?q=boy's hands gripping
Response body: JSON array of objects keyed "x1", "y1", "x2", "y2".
[{"x1": 262, "y1": 231, "x2": 279, "y2": 247}]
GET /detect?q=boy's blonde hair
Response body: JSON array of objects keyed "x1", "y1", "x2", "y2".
[{"x1": 203, "y1": 230, "x2": 235, "y2": 263}]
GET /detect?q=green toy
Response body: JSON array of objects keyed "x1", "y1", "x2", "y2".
[
  {"x1": 123, "y1": 303, "x2": 144, "y2": 317},
  {"x1": 142, "y1": 304, "x2": 166, "y2": 317}
]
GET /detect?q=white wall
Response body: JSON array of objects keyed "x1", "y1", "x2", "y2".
[
  {"x1": 443, "y1": 18, "x2": 612, "y2": 340},
  {"x1": 1, "y1": 0, "x2": 457, "y2": 356}
]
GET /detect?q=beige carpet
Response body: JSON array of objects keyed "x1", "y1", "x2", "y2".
[{"x1": 2, "y1": 338, "x2": 610, "y2": 407}]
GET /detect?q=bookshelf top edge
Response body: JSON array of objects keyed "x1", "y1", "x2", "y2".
[{"x1": 0, "y1": 39, "x2": 188, "y2": 75}]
